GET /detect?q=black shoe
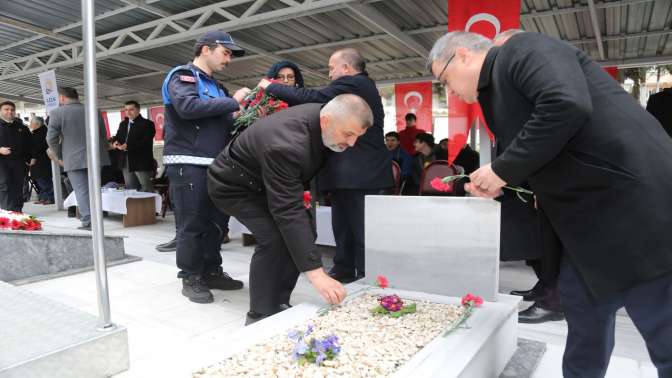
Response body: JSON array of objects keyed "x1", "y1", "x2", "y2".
[
  {"x1": 245, "y1": 304, "x2": 292, "y2": 326},
  {"x1": 518, "y1": 303, "x2": 565, "y2": 324},
  {"x1": 203, "y1": 267, "x2": 243, "y2": 290},
  {"x1": 156, "y1": 238, "x2": 177, "y2": 252},
  {"x1": 67, "y1": 206, "x2": 77, "y2": 218},
  {"x1": 510, "y1": 281, "x2": 543, "y2": 302},
  {"x1": 182, "y1": 275, "x2": 214, "y2": 304},
  {"x1": 328, "y1": 268, "x2": 358, "y2": 284}
]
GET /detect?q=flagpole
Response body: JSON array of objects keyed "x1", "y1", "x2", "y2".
[{"x1": 82, "y1": 0, "x2": 114, "y2": 331}]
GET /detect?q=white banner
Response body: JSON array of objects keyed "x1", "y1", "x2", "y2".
[{"x1": 38, "y1": 70, "x2": 59, "y2": 115}]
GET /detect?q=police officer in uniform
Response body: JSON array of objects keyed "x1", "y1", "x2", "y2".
[
  {"x1": 208, "y1": 94, "x2": 372, "y2": 324},
  {"x1": 162, "y1": 31, "x2": 250, "y2": 303}
]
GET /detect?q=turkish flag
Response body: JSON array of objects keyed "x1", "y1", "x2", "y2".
[
  {"x1": 603, "y1": 66, "x2": 619, "y2": 81},
  {"x1": 149, "y1": 106, "x2": 165, "y2": 141},
  {"x1": 101, "y1": 111, "x2": 111, "y2": 138},
  {"x1": 446, "y1": 0, "x2": 520, "y2": 163},
  {"x1": 395, "y1": 82, "x2": 433, "y2": 133}
]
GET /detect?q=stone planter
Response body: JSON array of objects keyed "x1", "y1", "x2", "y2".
[{"x1": 195, "y1": 284, "x2": 520, "y2": 378}]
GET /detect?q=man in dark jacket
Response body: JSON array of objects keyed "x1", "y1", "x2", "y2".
[
  {"x1": 113, "y1": 100, "x2": 156, "y2": 192},
  {"x1": 646, "y1": 87, "x2": 672, "y2": 138},
  {"x1": 208, "y1": 94, "x2": 372, "y2": 324},
  {"x1": 28, "y1": 116, "x2": 54, "y2": 204},
  {"x1": 257, "y1": 48, "x2": 392, "y2": 282},
  {"x1": 428, "y1": 31, "x2": 672, "y2": 378},
  {"x1": 0, "y1": 101, "x2": 30, "y2": 211},
  {"x1": 161, "y1": 31, "x2": 250, "y2": 303}
]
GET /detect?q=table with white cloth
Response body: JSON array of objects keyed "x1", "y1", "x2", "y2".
[
  {"x1": 63, "y1": 189, "x2": 162, "y2": 227},
  {"x1": 228, "y1": 206, "x2": 335, "y2": 246}
]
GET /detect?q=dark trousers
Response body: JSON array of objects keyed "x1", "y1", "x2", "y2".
[
  {"x1": 212, "y1": 190, "x2": 306, "y2": 314},
  {"x1": 330, "y1": 189, "x2": 378, "y2": 276},
  {"x1": 0, "y1": 160, "x2": 27, "y2": 212},
  {"x1": 558, "y1": 258, "x2": 672, "y2": 378},
  {"x1": 34, "y1": 176, "x2": 54, "y2": 202},
  {"x1": 529, "y1": 206, "x2": 563, "y2": 311},
  {"x1": 167, "y1": 165, "x2": 229, "y2": 278}
]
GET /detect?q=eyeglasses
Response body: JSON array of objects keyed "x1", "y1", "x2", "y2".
[{"x1": 435, "y1": 54, "x2": 455, "y2": 85}]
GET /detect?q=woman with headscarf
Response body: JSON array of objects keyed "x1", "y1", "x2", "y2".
[{"x1": 266, "y1": 60, "x2": 304, "y2": 88}]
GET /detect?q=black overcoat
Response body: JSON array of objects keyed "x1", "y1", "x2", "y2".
[
  {"x1": 478, "y1": 32, "x2": 672, "y2": 298},
  {"x1": 265, "y1": 72, "x2": 392, "y2": 191},
  {"x1": 114, "y1": 115, "x2": 156, "y2": 172}
]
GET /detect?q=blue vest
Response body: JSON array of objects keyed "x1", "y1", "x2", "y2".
[{"x1": 161, "y1": 65, "x2": 226, "y2": 105}]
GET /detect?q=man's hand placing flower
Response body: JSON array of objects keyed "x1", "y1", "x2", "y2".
[{"x1": 465, "y1": 163, "x2": 506, "y2": 198}]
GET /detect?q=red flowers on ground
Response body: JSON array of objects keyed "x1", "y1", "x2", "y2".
[
  {"x1": 376, "y1": 275, "x2": 389, "y2": 289},
  {"x1": 430, "y1": 177, "x2": 453, "y2": 192},
  {"x1": 0, "y1": 210, "x2": 42, "y2": 231},
  {"x1": 461, "y1": 293, "x2": 483, "y2": 307}
]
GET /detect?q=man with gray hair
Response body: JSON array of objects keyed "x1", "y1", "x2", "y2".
[
  {"x1": 208, "y1": 94, "x2": 373, "y2": 325},
  {"x1": 257, "y1": 47, "x2": 392, "y2": 284},
  {"x1": 28, "y1": 116, "x2": 54, "y2": 205},
  {"x1": 428, "y1": 31, "x2": 672, "y2": 377},
  {"x1": 47, "y1": 87, "x2": 110, "y2": 230}
]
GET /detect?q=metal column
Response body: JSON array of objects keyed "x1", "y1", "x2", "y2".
[{"x1": 82, "y1": 0, "x2": 114, "y2": 331}]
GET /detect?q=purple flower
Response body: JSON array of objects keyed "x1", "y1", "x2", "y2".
[
  {"x1": 292, "y1": 339, "x2": 308, "y2": 360},
  {"x1": 305, "y1": 324, "x2": 314, "y2": 337},
  {"x1": 315, "y1": 351, "x2": 327, "y2": 365},
  {"x1": 287, "y1": 329, "x2": 300, "y2": 342}
]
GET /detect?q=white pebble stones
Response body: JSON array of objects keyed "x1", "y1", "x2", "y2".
[{"x1": 194, "y1": 294, "x2": 468, "y2": 378}]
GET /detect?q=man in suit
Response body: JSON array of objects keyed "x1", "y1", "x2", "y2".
[
  {"x1": 646, "y1": 87, "x2": 672, "y2": 138},
  {"x1": 113, "y1": 100, "x2": 156, "y2": 192},
  {"x1": 428, "y1": 31, "x2": 672, "y2": 378},
  {"x1": 0, "y1": 101, "x2": 30, "y2": 211},
  {"x1": 257, "y1": 48, "x2": 392, "y2": 283},
  {"x1": 208, "y1": 94, "x2": 372, "y2": 324},
  {"x1": 47, "y1": 87, "x2": 110, "y2": 230}
]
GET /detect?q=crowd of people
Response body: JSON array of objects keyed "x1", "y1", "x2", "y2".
[{"x1": 2, "y1": 26, "x2": 671, "y2": 378}]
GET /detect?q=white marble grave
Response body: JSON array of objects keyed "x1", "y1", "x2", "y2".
[
  {"x1": 195, "y1": 284, "x2": 520, "y2": 378},
  {"x1": 365, "y1": 196, "x2": 501, "y2": 301}
]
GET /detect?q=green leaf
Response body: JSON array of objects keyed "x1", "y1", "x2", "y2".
[{"x1": 391, "y1": 311, "x2": 402, "y2": 318}]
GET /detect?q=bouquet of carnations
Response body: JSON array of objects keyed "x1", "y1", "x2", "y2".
[
  {"x1": 0, "y1": 209, "x2": 42, "y2": 231},
  {"x1": 232, "y1": 79, "x2": 289, "y2": 135}
]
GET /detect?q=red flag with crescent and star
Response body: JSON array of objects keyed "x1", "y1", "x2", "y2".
[
  {"x1": 149, "y1": 106, "x2": 165, "y2": 141},
  {"x1": 395, "y1": 82, "x2": 433, "y2": 133},
  {"x1": 446, "y1": 0, "x2": 521, "y2": 164}
]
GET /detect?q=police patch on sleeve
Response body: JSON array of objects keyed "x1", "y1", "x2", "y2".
[{"x1": 179, "y1": 75, "x2": 196, "y2": 83}]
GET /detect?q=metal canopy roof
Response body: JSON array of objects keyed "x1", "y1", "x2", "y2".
[{"x1": 1, "y1": 0, "x2": 671, "y2": 107}]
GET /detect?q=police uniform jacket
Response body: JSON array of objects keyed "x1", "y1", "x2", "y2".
[
  {"x1": 208, "y1": 103, "x2": 326, "y2": 272},
  {"x1": 162, "y1": 63, "x2": 239, "y2": 166},
  {"x1": 478, "y1": 32, "x2": 672, "y2": 298},
  {"x1": 114, "y1": 115, "x2": 156, "y2": 172},
  {"x1": 0, "y1": 118, "x2": 30, "y2": 163},
  {"x1": 265, "y1": 72, "x2": 392, "y2": 191}
]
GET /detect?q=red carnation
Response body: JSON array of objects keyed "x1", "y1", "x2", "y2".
[
  {"x1": 10, "y1": 219, "x2": 22, "y2": 230},
  {"x1": 461, "y1": 293, "x2": 483, "y2": 307},
  {"x1": 303, "y1": 191, "x2": 312, "y2": 209},
  {"x1": 430, "y1": 177, "x2": 453, "y2": 192},
  {"x1": 376, "y1": 275, "x2": 389, "y2": 289}
]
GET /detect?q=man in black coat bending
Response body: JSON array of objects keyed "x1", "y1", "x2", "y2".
[
  {"x1": 208, "y1": 94, "x2": 372, "y2": 324},
  {"x1": 428, "y1": 31, "x2": 672, "y2": 378},
  {"x1": 257, "y1": 48, "x2": 392, "y2": 283}
]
